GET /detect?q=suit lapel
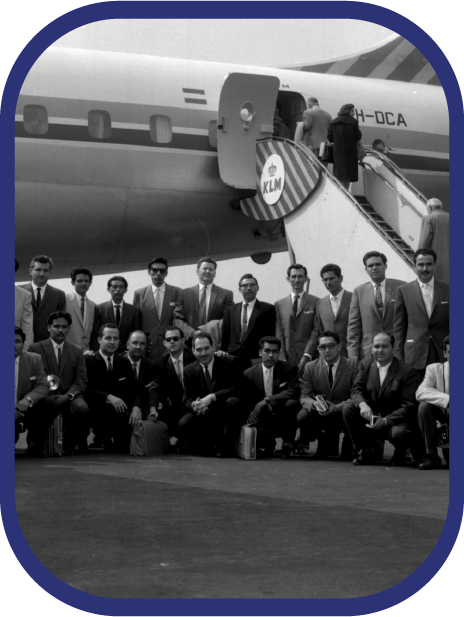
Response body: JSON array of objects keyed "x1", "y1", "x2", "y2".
[
  {"x1": 272, "y1": 362, "x2": 283, "y2": 393},
  {"x1": 369, "y1": 284, "x2": 381, "y2": 320},
  {"x1": 208, "y1": 285, "x2": 218, "y2": 320},
  {"x1": 160, "y1": 285, "x2": 171, "y2": 322},
  {"x1": 336, "y1": 291, "x2": 350, "y2": 322},
  {"x1": 379, "y1": 359, "x2": 398, "y2": 395},
  {"x1": 44, "y1": 339, "x2": 60, "y2": 376},
  {"x1": 70, "y1": 294, "x2": 84, "y2": 327},
  {"x1": 431, "y1": 280, "x2": 442, "y2": 316},
  {"x1": 296, "y1": 293, "x2": 309, "y2": 317},
  {"x1": 384, "y1": 280, "x2": 393, "y2": 310},
  {"x1": 144, "y1": 287, "x2": 156, "y2": 313},
  {"x1": 242, "y1": 300, "x2": 259, "y2": 340},
  {"x1": 412, "y1": 280, "x2": 428, "y2": 316},
  {"x1": 369, "y1": 361, "x2": 381, "y2": 394}
]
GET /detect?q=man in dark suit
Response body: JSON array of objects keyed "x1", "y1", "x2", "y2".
[
  {"x1": 298, "y1": 331, "x2": 358, "y2": 458},
  {"x1": 97, "y1": 276, "x2": 142, "y2": 354},
  {"x1": 179, "y1": 332, "x2": 240, "y2": 456},
  {"x1": 29, "y1": 311, "x2": 89, "y2": 454},
  {"x1": 133, "y1": 257, "x2": 182, "y2": 360},
  {"x1": 20, "y1": 255, "x2": 66, "y2": 342},
  {"x1": 15, "y1": 327, "x2": 49, "y2": 450},
  {"x1": 221, "y1": 273, "x2": 276, "y2": 370},
  {"x1": 174, "y1": 257, "x2": 234, "y2": 344},
  {"x1": 84, "y1": 323, "x2": 139, "y2": 452},
  {"x1": 242, "y1": 336, "x2": 301, "y2": 458},
  {"x1": 343, "y1": 332, "x2": 420, "y2": 466},
  {"x1": 393, "y1": 248, "x2": 449, "y2": 381},
  {"x1": 347, "y1": 251, "x2": 407, "y2": 361},
  {"x1": 121, "y1": 330, "x2": 158, "y2": 424}
]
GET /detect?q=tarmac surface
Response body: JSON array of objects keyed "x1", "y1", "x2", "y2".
[{"x1": 14, "y1": 442, "x2": 449, "y2": 599}]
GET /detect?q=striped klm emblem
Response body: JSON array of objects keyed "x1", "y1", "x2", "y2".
[
  {"x1": 183, "y1": 88, "x2": 207, "y2": 105},
  {"x1": 240, "y1": 139, "x2": 320, "y2": 221}
]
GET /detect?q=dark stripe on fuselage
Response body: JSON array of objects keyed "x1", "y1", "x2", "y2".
[
  {"x1": 182, "y1": 88, "x2": 205, "y2": 94},
  {"x1": 184, "y1": 98, "x2": 207, "y2": 105},
  {"x1": 390, "y1": 153, "x2": 449, "y2": 173}
]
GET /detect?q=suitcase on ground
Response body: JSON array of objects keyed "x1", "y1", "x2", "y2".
[
  {"x1": 130, "y1": 419, "x2": 169, "y2": 456},
  {"x1": 46, "y1": 414, "x2": 64, "y2": 457},
  {"x1": 236, "y1": 425, "x2": 257, "y2": 460}
]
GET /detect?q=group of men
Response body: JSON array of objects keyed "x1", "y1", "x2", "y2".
[{"x1": 15, "y1": 245, "x2": 449, "y2": 469}]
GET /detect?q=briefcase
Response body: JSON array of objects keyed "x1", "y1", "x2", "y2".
[
  {"x1": 236, "y1": 425, "x2": 257, "y2": 460},
  {"x1": 130, "y1": 419, "x2": 169, "y2": 456},
  {"x1": 46, "y1": 414, "x2": 64, "y2": 457}
]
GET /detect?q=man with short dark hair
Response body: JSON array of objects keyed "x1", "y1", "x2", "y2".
[
  {"x1": 122, "y1": 331, "x2": 158, "y2": 424},
  {"x1": 15, "y1": 259, "x2": 33, "y2": 350},
  {"x1": 65, "y1": 267, "x2": 100, "y2": 352},
  {"x1": 99, "y1": 276, "x2": 142, "y2": 354},
  {"x1": 418, "y1": 198, "x2": 449, "y2": 282}
]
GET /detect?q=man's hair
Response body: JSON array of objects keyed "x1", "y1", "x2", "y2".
[
  {"x1": 287, "y1": 263, "x2": 307, "y2": 277},
  {"x1": 15, "y1": 259, "x2": 19, "y2": 272},
  {"x1": 30, "y1": 255, "x2": 54, "y2": 269},
  {"x1": 15, "y1": 326, "x2": 26, "y2": 342},
  {"x1": 372, "y1": 139, "x2": 385, "y2": 149},
  {"x1": 259, "y1": 336, "x2": 282, "y2": 351},
  {"x1": 192, "y1": 331, "x2": 214, "y2": 347},
  {"x1": 318, "y1": 330, "x2": 340, "y2": 345},
  {"x1": 363, "y1": 251, "x2": 387, "y2": 266},
  {"x1": 372, "y1": 331, "x2": 395, "y2": 346},
  {"x1": 196, "y1": 256, "x2": 217, "y2": 270},
  {"x1": 107, "y1": 275, "x2": 128, "y2": 289},
  {"x1": 426, "y1": 198, "x2": 443, "y2": 210},
  {"x1": 307, "y1": 97, "x2": 319, "y2": 105},
  {"x1": 414, "y1": 248, "x2": 437, "y2": 264},
  {"x1": 148, "y1": 257, "x2": 168, "y2": 271},
  {"x1": 443, "y1": 335, "x2": 449, "y2": 350},
  {"x1": 239, "y1": 273, "x2": 258, "y2": 286},
  {"x1": 48, "y1": 311, "x2": 72, "y2": 326},
  {"x1": 99, "y1": 323, "x2": 119, "y2": 337},
  {"x1": 127, "y1": 330, "x2": 147, "y2": 344},
  {"x1": 320, "y1": 263, "x2": 342, "y2": 278},
  {"x1": 165, "y1": 326, "x2": 184, "y2": 339},
  {"x1": 71, "y1": 267, "x2": 93, "y2": 283}
]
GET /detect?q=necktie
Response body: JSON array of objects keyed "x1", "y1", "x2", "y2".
[
  {"x1": 264, "y1": 368, "x2": 273, "y2": 397},
  {"x1": 331, "y1": 296, "x2": 338, "y2": 317},
  {"x1": 154, "y1": 288, "x2": 161, "y2": 318},
  {"x1": 15, "y1": 360, "x2": 19, "y2": 405},
  {"x1": 293, "y1": 294, "x2": 299, "y2": 317},
  {"x1": 422, "y1": 284, "x2": 432, "y2": 318},
  {"x1": 375, "y1": 285, "x2": 384, "y2": 319},
  {"x1": 327, "y1": 363, "x2": 334, "y2": 386},
  {"x1": 57, "y1": 346, "x2": 62, "y2": 370},
  {"x1": 115, "y1": 305, "x2": 121, "y2": 326},
  {"x1": 132, "y1": 363, "x2": 138, "y2": 379},
  {"x1": 174, "y1": 358, "x2": 183, "y2": 386},
  {"x1": 80, "y1": 296, "x2": 85, "y2": 320},
  {"x1": 36, "y1": 287, "x2": 42, "y2": 308},
  {"x1": 240, "y1": 303, "x2": 249, "y2": 342},
  {"x1": 106, "y1": 356, "x2": 113, "y2": 372},
  {"x1": 199, "y1": 286, "x2": 207, "y2": 326},
  {"x1": 203, "y1": 365, "x2": 213, "y2": 393}
]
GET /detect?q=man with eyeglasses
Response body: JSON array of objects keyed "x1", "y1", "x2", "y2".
[
  {"x1": 298, "y1": 331, "x2": 358, "y2": 459},
  {"x1": 221, "y1": 273, "x2": 276, "y2": 370},
  {"x1": 133, "y1": 257, "x2": 181, "y2": 361},
  {"x1": 98, "y1": 276, "x2": 141, "y2": 355}
]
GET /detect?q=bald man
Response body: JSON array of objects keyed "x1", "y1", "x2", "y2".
[
  {"x1": 418, "y1": 198, "x2": 449, "y2": 282},
  {"x1": 301, "y1": 97, "x2": 332, "y2": 156}
]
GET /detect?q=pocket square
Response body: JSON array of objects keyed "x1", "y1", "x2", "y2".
[
  {"x1": 304, "y1": 310, "x2": 314, "y2": 314},
  {"x1": 279, "y1": 382, "x2": 287, "y2": 387},
  {"x1": 441, "y1": 301, "x2": 449, "y2": 304},
  {"x1": 170, "y1": 302, "x2": 176, "y2": 306},
  {"x1": 407, "y1": 340, "x2": 414, "y2": 343},
  {"x1": 118, "y1": 377, "x2": 126, "y2": 381},
  {"x1": 30, "y1": 376, "x2": 36, "y2": 381}
]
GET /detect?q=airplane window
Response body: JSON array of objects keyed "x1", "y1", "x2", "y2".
[
  {"x1": 23, "y1": 105, "x2": 48, "y2": 135},
  {"x1": 208, "y1": 121, "x2": 218, "y2": 149},
  {"x1": 88, "y1": 111, "x2": 112, "y2": 139},
  {"x1": 150, "y1": 115, "x2": 172, "y2": 144}
]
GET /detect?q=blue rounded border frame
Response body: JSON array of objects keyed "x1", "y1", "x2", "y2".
[{"x1": 2, "y1": 2, "x2": 462, "y2": 615}]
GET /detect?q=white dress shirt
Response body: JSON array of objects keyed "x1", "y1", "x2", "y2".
[
  {"x1": 377, "y1": 361, "x2": 392, "y2": 386},
  {"x1": 330, "y1": 289, "x2": 344, "y2": 317},
  {"x1": 51, "y1": 339, "x2": 64, "y2": 365},
  {"x1": 32, "y1": 282, "x2": 48, "y2": 302},
  {"x1": 242, "y1": 298, "x2": 257, "y2": 325},
  {"x1": 418, "y1": 276, "x2": 434, "y2": 318},
  {"x1": 112, "y1": 299, "x2": 125, "y2": 322},
  {"x1": 324, "y1": 356, "x2": 340, "y2": 383}
]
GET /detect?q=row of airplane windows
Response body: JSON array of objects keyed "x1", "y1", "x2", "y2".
[{"x1": 20, "y1": 105, "x2": 219, "y2": 148}]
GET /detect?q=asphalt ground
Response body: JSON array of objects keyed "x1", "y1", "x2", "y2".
[{"x1": 14, "y1": 439, "x2": 449, "y2": 600}]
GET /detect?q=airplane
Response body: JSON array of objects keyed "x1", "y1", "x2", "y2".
[{"x1": 14, "y1": 34, "x2": 449, "y2": 287}]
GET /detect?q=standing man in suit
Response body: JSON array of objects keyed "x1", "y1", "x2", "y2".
[
  {"x1": 99, "y1": 276, "x2": 142, "y2": 355},
  {"x1": 298, "y1": 331, "x2": 358, "y2": 458},
  {"x1": 393, "y1": 248, "x2": 449, "y2": 381},
  {"x1": 122, "y1": 330, "x2": 158, "y2": 424},
  {"x1": 133, "y1": 258, "x2": 180, "y2": 360},
  {"x1": 15, "y1": 260, "x2": 33, "y2": 350},
  {"x1": 315, "y1": 263, "x2": 353, "y2": 360},
  {"x1": 174, "y1": 257, "x2": 234, "y2": 345},
  {"x1": 343, "y1": 332, "x2": 419, "y2": 466},
  {"x1": 65, "y1": 267, "x2": 99, "y2": 352},
  {"x1": 243, "y1": 336, "x2": 301, "y2": 458},
  {"x1": 20, "y1": 255, "x2": 66, "y2": 342},
  {"x1": 301, "y1": 97, "x2": 332, "y2": 157},
  {"x1": 179, "y1": 333, "x2": 240, "y2": 456},
  {"x1": 221, "y1": 273, "x2": 276, "y2": 369},
  {"x1": 29, "y1": 311, "x2": 89, "y2": 454},
  {"x1": 418, "y1": 198, "x2": 449, "y2": 282},
  {"x1": 347, "y1": 251, "x2": 406, "y2": 361},
  {"x1": 15, "y1": 327, "x2": 49, "y2": 449},
  {"x1": 274, "y1": 263, "x2": 319, "y2": 373}
]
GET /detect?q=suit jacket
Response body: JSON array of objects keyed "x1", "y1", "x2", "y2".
[
  {"x1": 29, "y1": 338, "x2": 87, "y2": 397},
  {"x1": 351, "y1": 356, "x2": 418, "y2": 425},
  {"x1": 300, "y1": 357, "x2": 357, "y2": 412},
  {"x1": 315, "y1": 290, "x2": 352, "y2": 358},
  {"x1": 174, "y1": 284, "x2": 234, "y2": 340},
  {"x1": 416, "y1": 361, "x2": 449, "y2": 409},
  {"x1": 97, "y1": 300, "x2": 142, "y2": 355},
  {"x1": 15, "y1": 286, "x2": 34, "y2": 349},
  {"x1": 132, "y1": 284, "x2": 181, "y2": 360},
  {"x1": 151, "y1": 349, "x2": 197, "y2": 410},
  {"x1": 122, "y1": 352, "x2": 158, "y2": 410},
  {"x1": 241, "y1": 360, "x2": 300, "y2": 408},
  {"x1": 17, "y1": 351, "x2": 50, "y2": 405},
  {"x1": 418, "y1": 210, "x2": 449, "y2": 282},
  {"x1": 274, "y1": 292, "x2": 319, "y2": 364},
  {"x1": 221, "y1": 299, "x2": 276, "y2": 366},
  {"x1": 65, "y1": 293, "x2": 99, "y2": 351},
  {"x1": 84, "y1": 351, "x2": 138, "y2": 409},
  {"x1": 182, "y1": 355, "x2": 239, "y2": 412},
  {"x1": 347, "y1": 279, "x2": 406, "y2": 360},
  {"x1": 302, "y1": 106, "x2": 332, "y2": 150},
  {"x1": 20, "y1": 283, "x2": 66, "y2": 342},
  {"x1": 393, "y1": 279, "x2": 449, "y2": 370}
]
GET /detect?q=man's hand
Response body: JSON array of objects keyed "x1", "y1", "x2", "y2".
[
  {"x1": 53, "y1": 394, "x2": 70, "y2": 406},
  {"x1": 15, "y1": 409, "x2": 24, "y2": 421},
  {"x1": 129, "y1": 407, "x2": 142, "y2": 426},
  {"x1": 214, "y1": 350, "x2": 228, "y2": 357},
  {"x1": 347, "y1": 357, "x2": 358, "y2": 370},
  {"x1": 247, "y1": 400, "x2": 269, "y2": 425},
  {"x1": 107, "y1": 395, "x2": 127, "y2": 413},
  {"x1": 366, "y1": 416, "x2": 387, "y2": 430},
  {"x1": 359, "y1": 403, "x2": 373, "y2": 422},
  {"x1": 16, "y1": 398, "x2": 30, "y2": 413},
  {"x1": 191, "y1": 398, "x2": 208, "y2": 415},
  {"x1": 148, "y1": 407, "x2": 158, "y2": 420},
  {"x1": 83, "y1": 350, "x2": 95, "y2": 356},
  {"x1": 314, "y1": 400, "x2": 339, "y2": 416}
]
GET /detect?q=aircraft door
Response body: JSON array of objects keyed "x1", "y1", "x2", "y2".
[{"x1": 217, "y1": 73, "x2": 280, "y2": 189}]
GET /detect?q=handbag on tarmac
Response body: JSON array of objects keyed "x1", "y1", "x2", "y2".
[{"x1": 130, "y1": 418, "x2": 169, "y2": 456}]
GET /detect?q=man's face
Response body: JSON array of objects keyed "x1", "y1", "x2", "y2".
[
  {"x1": 317, "y1": 336, "x2": 341, "y2": 364},
  {"x1": 259, "y1": 343, "x2": 280, "y2": 369},
  {"x1": 163, "y1": 329, "x2": 184, "y2": 355},
  {"x1": 239, "y1": 277, "x2": 259, "y2": 303},
  {"x1": 321, "y1": 271, "x2": 343, "y2": 295},
  {"x1": 287, "y1": 268, "x2": 307, "y2": 294},
  {"x1": 374, "y1": 141, "x2": 386, "y2": 153},
  {"x1": 372, "y1": 333, "x2": 394, "y2": 366},
  {"x1": 127, "y1": 332, "x2": 147, "y2": 361},
  {"x1": 73, "y1": 274, "x2": 91, "y2": 297},
  {"x1": 108, "y1": 280, "x2": 127, "y2": 304},
  {"x1": 30, "y1": 261, "x2": 51, "y2": 287},
  {"x1": 193, "y1": 336, "x2": 215, "y2": 366},
  {"x1": 414, "y1": 254, "x2": 436, "y2": 284},
  {"x1": 48, "y1": 317, "x2": 69, "y2": 344},
  {"x1": 196, "y1": 261, "x2": 216, "y2": 286},
  {"x1": 15, "y1": 334, "x2": 24, "y2": 358},
  {"x1": 149, "y1": 263, "x2": 168, "y2": 288},
  {"x1": 98, "y1": 327, "x2": 120, "y2": 356},
  {"x1": 444, "y1": 344, "x2": 449, "y2": 363},
  {"x1": 365, "y1": 256, "x2": 387, "y2": 283}
]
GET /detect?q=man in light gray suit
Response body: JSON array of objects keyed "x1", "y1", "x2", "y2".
[
  {"x1": 65, "y1": 267, "x2": 99, "y2": 353},
  {"x1": 347, "y1": 251, "x2": 406, "y2": 361},
  {"x1": 15, "y1": 260, "x2": 33, "y2": 350},
  {"x1": 301, "y1": 97, "x2": 332, "y2": 156},
  {"x1": 418, "y1": 198, "x2": 449, "y2": 282}
]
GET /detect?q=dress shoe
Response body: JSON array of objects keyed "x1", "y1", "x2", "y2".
[
  {"x1": 353, "y1": 451, "x2": 376, "y2": 466},
  {"x1": 419, "y1": 455, "x2": 442, "y2": 470},
  {"x1": 294, "y1": 446, "x2": 310, "y2": 456},
  {"x1": 389, "y1": 450, "x2": 409, "y2": 466},
  {"x1": 281, "y1": 443, "x2": 293, "y2": 459}
]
